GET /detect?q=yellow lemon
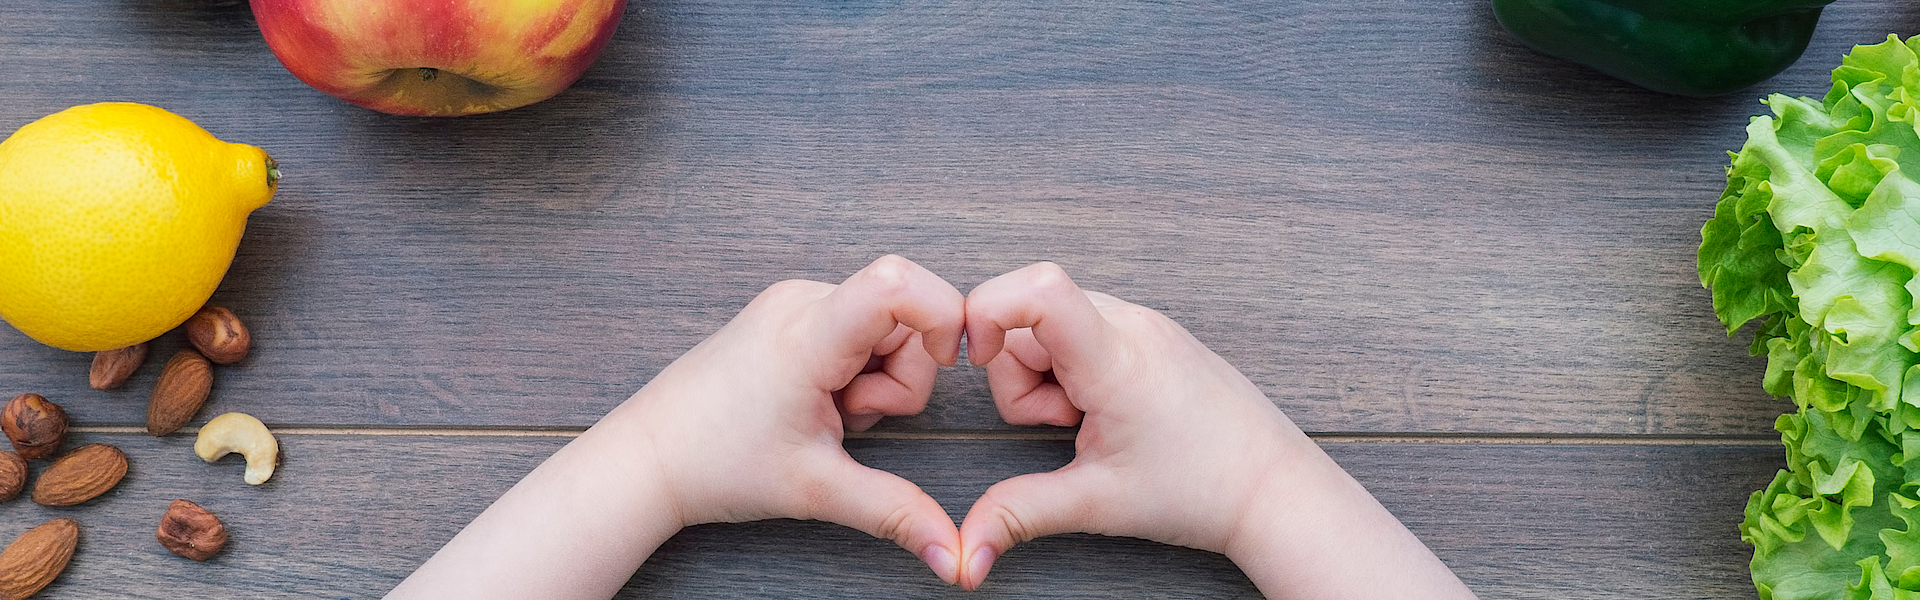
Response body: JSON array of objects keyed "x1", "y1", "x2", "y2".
[{"x1": 0, "y1": 103, "x2": 278, "y2": 351}]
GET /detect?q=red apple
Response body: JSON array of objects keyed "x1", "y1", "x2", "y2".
[{"x1": 249, "y1": 0, "x2": 628, "y2": 117}]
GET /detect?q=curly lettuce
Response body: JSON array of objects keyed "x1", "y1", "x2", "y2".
[{"x1": 1700, "y1": 34, "x2": 1920, "y2": 599}]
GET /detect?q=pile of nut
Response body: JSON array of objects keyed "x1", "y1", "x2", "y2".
[{"x1": 0, "y1": 306, "x2": 278, "y2": 600}]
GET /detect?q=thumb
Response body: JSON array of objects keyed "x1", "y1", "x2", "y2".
[
  {"x1": 956, "y1": 466, "x2": 1110, "y2": 591},
  {"x1": 807, "y1": 457, "x2": 963, "y2": 585}
]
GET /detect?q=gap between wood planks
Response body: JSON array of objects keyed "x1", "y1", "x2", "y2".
[{"x1": 68, "y1": 425, "x2": 1780, "y2": 445}]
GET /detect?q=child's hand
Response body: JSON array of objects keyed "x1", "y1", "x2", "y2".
[
  {"x1": 613, "y1": 254, "x2": 968, "y2": 582},
  {"x1": 383, "y1": 256, "x2": 969, "y2": 600},
  {"x1": 385, "y1": 257, "x2": 1470, "y2": 600},
  {"x1": 955, "y1": 262, "x2": 1304, "y2": 578},
  {"x1": 956, "y1": 263, "x2": 1475, "y2": 598}
]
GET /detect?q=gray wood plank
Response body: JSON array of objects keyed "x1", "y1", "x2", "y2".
[
  {"x1": 3, "y1": 1, "x2": 1915, "y2": 434},
  {"x1": 0, "y1": 432, "x2": 1781, "y2": 599}
]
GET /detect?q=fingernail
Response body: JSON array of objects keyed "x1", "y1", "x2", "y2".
[
  {"x1": 965, "y1": 546, "x2": 998, "y2": 590},
  {"x1": 923, "y1": 545, "x2": 959, "y2": 585}
]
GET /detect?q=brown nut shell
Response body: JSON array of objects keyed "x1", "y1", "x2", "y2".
[
  {"x1": 147, "y1": 349, "x2": 213, "y2": 437},
  {"x1": 0, "y1": 452, "x2": 24, "y2": 502},
  {"x1": 2, "y1": 394, "x2": 68, "y2": 460},
  {"x1": 32, "y1": 444, "x2": 128, "y2": 507},
  {"x1": 0, "y1": 518, "x2": 78, "y2": 600},
  {"x1": 158, "y1": 499, "x2": 227, "y2": 561},
  {"x1": 186, "y1": 306, "x2": 250, "y2": 365},
  {"x1": 89, "y1": 343, "x2": 148, "y2": 390}
]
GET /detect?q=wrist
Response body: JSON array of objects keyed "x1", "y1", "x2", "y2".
[
  {"x1": 584, "y1": 390, "x2": 689, "y2": 533},
  {"x1": 520, "y1": 411, "x2": 685, "y2": 558},
  {"x1": 1221, "y1": 442, "x2": 1474, "y2": 600},
  {"x1": 382, "y1": 397, "x2": 684, "y2": 600},
  {"x1": 1221, "y1": 439, "x2": 1353, "y2": 563}
]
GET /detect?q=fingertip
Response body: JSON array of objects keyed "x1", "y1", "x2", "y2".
[
  {"x1": 899, "y1": 509, "x2": 965, "y2": 588},
  {"x1": 961, "y1": 544, "x2": 998, "y2": 591},
  {"x1": 953, "y1": 483, "x2": 1022, "y2": 591},
  {"x1": 922, "y1": 327, "x2": 964, "y2": 367},
  {"x1": 811, "y1": 460, "x2": 962, "y2": 581},
  {"x1": 962, "y1": 279, "x2": 1004, "y2": 367},
  {"x1": 964, "y1": 322, "x2": 1006, "y2": 366},
  {"x1": 816, "y1": 256, "x2": 966, "y2": 372},
  {"x1": 864, "y1": 255, "x2": 967, "y2": 360},
  {"x1": 923, "y1": 544, "x2": 961, "y2": 585},
  {"x1": 964, "y1": 261, "x2": 1110, "y2": 372},
  {"x1": 842, "y1": 412, "x2": 884, "y2": 431},
  {"x1": 1036, "y1": 405, "x2": 1083, "y2": 428},
  {"x1": 955, "y1": 468, "x2": 1107, "y2": 589}
]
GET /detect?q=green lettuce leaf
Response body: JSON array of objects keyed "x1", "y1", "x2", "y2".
[{"x1": 1702, "y1": 35, "x2": 1920, "y2": 599}]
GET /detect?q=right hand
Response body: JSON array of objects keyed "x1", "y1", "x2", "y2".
[
  {"x1": 956, "y1": 262, "x2": 1312, "y2": 586},
  {"x1": 956, "y1": 262, "x2": 1476, "y2": 599}
]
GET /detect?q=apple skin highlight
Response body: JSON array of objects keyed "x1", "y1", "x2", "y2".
[{"x1": 250, "y1": 0, "x2": 628, "y2": 116}]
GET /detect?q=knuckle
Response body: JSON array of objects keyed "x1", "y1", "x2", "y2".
[
  {"x1": 980, "y1": 487, "x2": 1050, "y2": 544},
  {"x1": 858, "y1": 256, "x2": 916, "y2": 297},
  {"x1": 869, "y1": 253, "x2": 914, "y2": 272},
  {"x1": 990, "y1": 503, "x2": 1038, "y2": 545},
  {"x1": 1021, "y1": 261, "x2": 1073, "y2": 293},
  {"x1": 1015, "y1": 262, "x2": 1091, "y2": 308},
  {"x1": 757, "y1": 278, "x2": 819, "y2": 303},
  {"x1": 876, "y1": 503, "x2": 918, "y2": 545},
  {"x1": 864, "y1": 255, "x2": 913, "y2": 288}
]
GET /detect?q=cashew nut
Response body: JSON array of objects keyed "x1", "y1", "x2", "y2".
[{"x1": 194, "y1": 412, "x2": 278, "y2": 485}]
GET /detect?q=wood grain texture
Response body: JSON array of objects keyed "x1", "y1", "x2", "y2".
[
  {"x1": 5, "y1": 2, "x2": 1918, "y2": 434},
  {"x1": 0, "y1": 433, "x2": 1780, "y2": 599},
  {"x1": 0, "y1": 3, "x2": 1883, "y2": 596}
]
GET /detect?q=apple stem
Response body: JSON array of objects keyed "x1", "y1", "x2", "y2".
[{"x1": 420, "y1": 68, "x2": 439, "y2": 82}]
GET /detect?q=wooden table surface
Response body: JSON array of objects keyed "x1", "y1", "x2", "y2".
[{"x1": 5, "y1": 1, "x2": 1918, "y2": 598}]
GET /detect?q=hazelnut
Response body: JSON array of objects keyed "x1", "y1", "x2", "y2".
[
  {"x1": 158, "y1": 499, "x2": 227, "y2": 561},
  {"x1": 185, "y1": 306, "x2": 250, "y2": 365},
  {"x1": 0, "y1": 452, "x2": 24, "y2": 502},
  {"x1": 2, "y1": 394, "x2": 68, "y2": 460}
]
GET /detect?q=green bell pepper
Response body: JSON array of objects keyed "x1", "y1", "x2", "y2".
[{"x1": 1491, "y1": 0, "x2": 1837, "y2": 96}]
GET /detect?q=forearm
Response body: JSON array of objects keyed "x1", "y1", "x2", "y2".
[
  {"x1": 1226, "y1": 447, "x2": 1477, "y2": 600},
  {"x1": 383, "y1": 406, "x2": 682, "y2": 600}
]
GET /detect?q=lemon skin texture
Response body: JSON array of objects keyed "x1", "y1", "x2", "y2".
[{"x1": 0, "y1": 103, "x2": 277, "y2": 352}]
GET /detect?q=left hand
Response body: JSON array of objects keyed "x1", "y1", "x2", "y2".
[{"x1": 608, "y1": 254, "x2": 968, "y2": 582}]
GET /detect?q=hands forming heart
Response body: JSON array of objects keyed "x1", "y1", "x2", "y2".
[{"x1": 384, "y1": 256, "x2": 1477, "y2": 600}]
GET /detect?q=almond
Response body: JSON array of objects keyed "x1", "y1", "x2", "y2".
[
  {"x1": 2, "y1": 394, "x2": 67, "y2": 460},
  {"x1": 186, "y1": 306, "x2": 250, "y2": 365},
  {"x1": 0, "y1": 452, "x2": 23, "y2": 502},
  {"x1": 89, "y1": 343, "x2": 148, "y2": 390},
  {"x1": 158, "y1": 499, "x2": 227, "y2": 561},
  {"x1": 32, "y1": 443, "x2": 128, "y2": 507},
  {"x1": 147, "y1": 349, "x2": 214, "y2": 436},
  {"x1": 0, "y1": 518, "x2": 78, "y2": 600}
]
